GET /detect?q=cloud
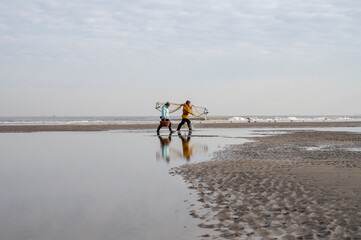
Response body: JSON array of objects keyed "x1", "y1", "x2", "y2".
[
  {"x1": 0, "y1": 0, "x2": 360, "y2": 116},
  {"x1": 1, "y1": 0, "x2": 360, "y2": 60}
]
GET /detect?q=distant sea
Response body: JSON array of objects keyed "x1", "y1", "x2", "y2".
[{"x1": 1, "y1": 115, "x2": 360, "y2": 126}]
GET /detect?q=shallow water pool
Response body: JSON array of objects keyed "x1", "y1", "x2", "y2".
[
  {"x1": 0, "y1": 128, "x2": 253, "y2": 240},
  {"x1": 1, "y1": 127, "x2": 360, "y2": 240}
]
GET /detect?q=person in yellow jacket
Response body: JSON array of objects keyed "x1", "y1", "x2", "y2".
[{"x1": 176, "y1": 100, "x2": 194, "y2": 131}]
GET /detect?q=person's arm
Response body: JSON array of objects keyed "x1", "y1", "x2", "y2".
[{"x1": 186, "y1": 105, "x2": 194, "y2": 115}]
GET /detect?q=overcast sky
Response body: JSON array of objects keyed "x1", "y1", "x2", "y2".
[{"x1": 1, "y1": 0, "x2": 360, "y2": 116}]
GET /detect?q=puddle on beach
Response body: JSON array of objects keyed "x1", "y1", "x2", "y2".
[
  {"x1": 0, "y1": 128, "x2": 253, "y2": 240},
  {"x1": 344, "y1": 147, "x2": 361, "y2": 152},
  {"x1": 154, "y1": 128, "x2": 257, "y2": 165},
  {"x1": 1, "y1": 127, "x2": 360, "y2": 240}
]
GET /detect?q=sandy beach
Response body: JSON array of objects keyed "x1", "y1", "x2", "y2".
[
  {"x1": 1, "y1": 121, "x2": 361, "y2": 132},
  {"x1": 172, "y1": 130, "x2": 361, "y2": 239},
  {"x1": 1, "y1": 122, "x2": 361, "y2": 239}
]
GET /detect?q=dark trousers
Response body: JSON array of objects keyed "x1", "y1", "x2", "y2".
[
  {"x1": 157, "y1": 118, "x2": 172, "y2": 132},
  {"x1": 177, "y1": 118, "x2": 192, "y2": 130}
]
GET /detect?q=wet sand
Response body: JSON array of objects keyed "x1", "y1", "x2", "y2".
[
  {"x1": 1, "y1": 121, "x2": 361, "y2": 132},
  {"x1": 171, "y1": 131, "x2": 361, "y2": 239}
]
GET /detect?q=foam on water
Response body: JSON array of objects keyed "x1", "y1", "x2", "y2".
[
  {"x1": 0, "y1": 115, "x2": 360, "y2": 126},
  {"x1": 0, "y1": 116, "x2": 159, "y2": 125},
  {"x1": 228, "y1": 115, "x2": 361, "y2": 123},
  {"x1": 344, "y1": 147, "x2": 361, "y2": 152}
]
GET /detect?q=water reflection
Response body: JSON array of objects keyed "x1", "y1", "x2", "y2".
[
  {"x1": 178, "y1": 130, "x2": 193, "y2": 161},
  {"x1": 157, "y1": 132, "x2": 172, "y2": 162},
  {"x1": 156, "y1": 131, "x2": 208, "y2": 162},
  {"x1": 1, "y1": 131, "x2": 216, "y2": 240}
]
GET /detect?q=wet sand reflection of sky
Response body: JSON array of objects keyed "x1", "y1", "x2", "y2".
[{"x1": 0, "y1": 128, "x2": 254, "y2": 240}]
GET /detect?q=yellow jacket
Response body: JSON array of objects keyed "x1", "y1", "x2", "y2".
[{"x1": 182, "y1": 103, "x2": 194, "y2": 119}]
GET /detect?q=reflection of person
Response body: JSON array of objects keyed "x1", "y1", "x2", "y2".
[
  {"x1": 157, "y1": 102, "x2": 173, "y2": 133},
  {"x1": 178, "y1": 131, "x2": 193, "y2": 161},
  {"x1": 176, "y1": 100, "x2": 194, "y2": 131},
  {"x1": 157, "y1": 132, "x2": 172, "y2": 162}
]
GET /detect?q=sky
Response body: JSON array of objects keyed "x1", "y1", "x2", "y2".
[{"x1": 0, "y1": 0, "x2": 360, "y2": 116}]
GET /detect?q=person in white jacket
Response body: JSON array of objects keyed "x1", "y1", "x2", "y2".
[{"x1": 157, "y1": 102, "x2": 173, "y2": 133}]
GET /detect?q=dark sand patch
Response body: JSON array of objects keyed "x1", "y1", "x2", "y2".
[
  {"x1": 1, "y1": 121, "x2": 361, "y2": 133},
  {"x1": 171, "y1": 131, "x2": 361, "y2": 239}
]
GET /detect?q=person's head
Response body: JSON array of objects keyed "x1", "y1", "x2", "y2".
[
  {"x1": 165, "y1": 102, "x2": 170, "y2": 108},
  {"x1": 186, "y1": 100, "x2": 191, "y2": 106}
]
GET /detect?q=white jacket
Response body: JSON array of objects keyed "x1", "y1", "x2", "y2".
[{"x1": 161, "y1": 105, "x2": 169, "y2": 119}]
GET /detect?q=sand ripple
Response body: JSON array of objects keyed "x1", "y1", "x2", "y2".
[{"x1": 171, "y1": 131, "x2": 361, "y2": 239}]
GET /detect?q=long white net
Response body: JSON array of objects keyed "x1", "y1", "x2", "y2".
[{"x1": 155, "y1": 102, "x2": 209, "y2": 117}]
